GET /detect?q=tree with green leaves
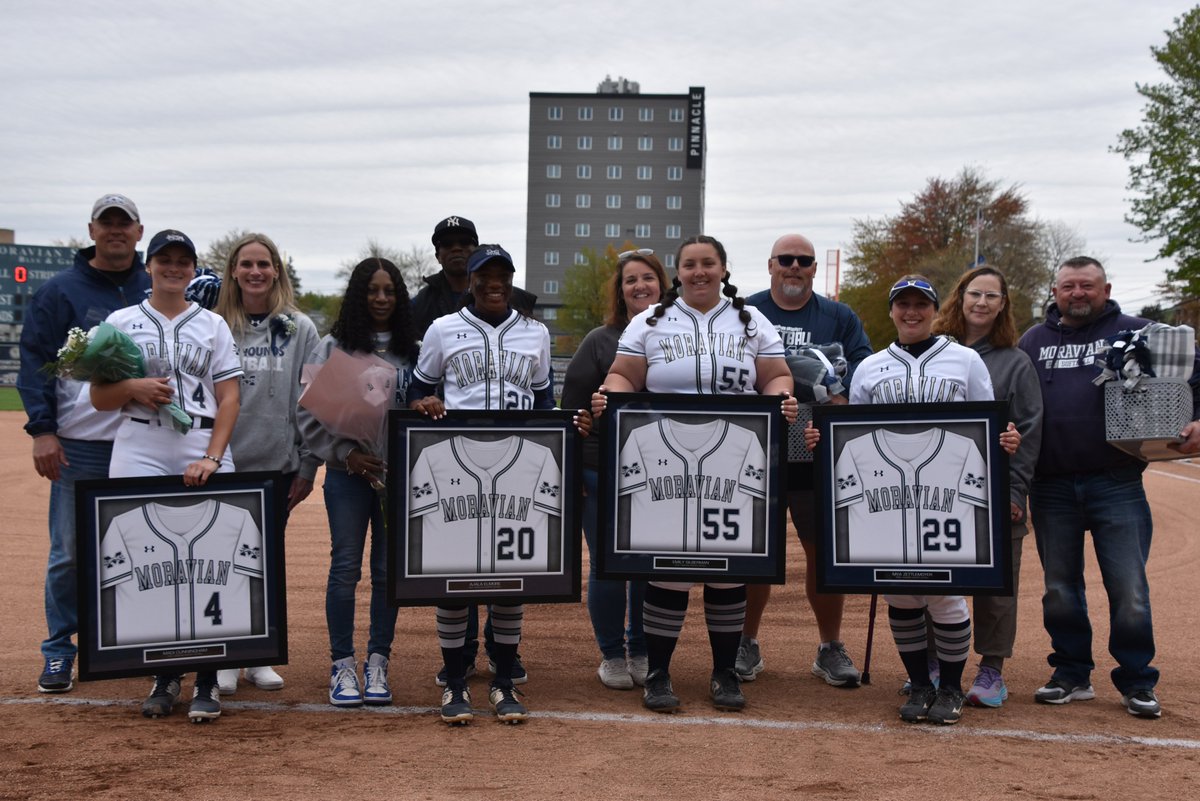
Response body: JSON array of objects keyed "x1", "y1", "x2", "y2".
[
  {"x1": 841, "y1": 167, "x2": 1068, "y2": 347},
  {"x1": 559, "y1": 244, "x2": 628, "y2": 345},
  {"x1": 335, "y1": 239, "x2": 436, "y2": 296},
  {"x1": 1113, "y1": 7, "x2": 1200, "y2": 300}
]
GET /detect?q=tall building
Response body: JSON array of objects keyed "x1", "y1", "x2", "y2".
[{"x1": 526, "y1": 78, "x2": 706, "y2": 336}]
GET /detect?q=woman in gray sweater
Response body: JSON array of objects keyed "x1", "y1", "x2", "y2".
[{"x1": 933, "y1": 265, "x2": 1043, "y2": 708}]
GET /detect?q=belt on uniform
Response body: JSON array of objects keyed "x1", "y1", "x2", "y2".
[{"x1": 130, "y1": 416, "x2": 215, "y2": 430}]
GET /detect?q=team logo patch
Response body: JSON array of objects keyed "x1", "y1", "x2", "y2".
[
  {"x1": 836, "y1": 474, "x2": 858, "y2": 490},
  {"x1": 104, "y1": 551, "x2": 127, "y2": 569},
  {"x1": 621, "y1": 461, "x2": 642, "y2": 478},
  {"x1": 412, "y1": 482, "x2": 433, "y2": 499},
  {"x1": 538, "y1": 481, "x2": 560, "y2": 498},
  {"x1": 239, "y1": 544, "x2": 261, "y2": 560},
  {"x1": 743, "y1": 464, "x2": 764, "y2": 481},
  {"x1": 962, "y1": 473, "x2": 985, "y2": 489}
]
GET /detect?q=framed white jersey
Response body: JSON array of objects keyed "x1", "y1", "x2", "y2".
[
  {"x1": 414, "y1": 309, "x2": 551, "y2": 410},
  {"x1": 833, "y1": 428, "x2": 988, "y2": 565},
  {"x1": 617, "y1": 418, "x2": 766, "y2": 554}
]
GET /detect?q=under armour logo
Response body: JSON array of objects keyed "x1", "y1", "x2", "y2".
[
  {"x1": 963, "y1": 473, "x2": 986, "y2": 488},
  {"x1": 104, "y1": 552, "x2": 127, "y2": 568},
  {"x1": 450, "y1": 478, "x2": 461, "y2": 485},
  {"x1": 456, "y1": 332, "x2": 469, "y2": 339},
  {"x1": 444, "y1": 216, "x2": 460, "y2": 227},
  {"x1": 836, "y1": 474, "x2": 858, "y2": 490},
  {"x1": 667, "y1": 317, "x2": 678, "y2": 322},
  {"x1": 657, "y1": 458, "x2": 669, "y2": 465},
  {"x1": 538, "y1": 481, "x2": 560, "y2": 498},
  {"x1": 743, "y1": 464, "x2": 765, "y2": 481},
  {"x1": 621, "y1": 461, "x2": 642, "y2": 478},
  {"x1": 144, "y1": 545, "x2": 155, "y2": 553},
  {"x1": 131, "y1": 323, "x2": 143, "y2": 329},
  {"x1": 239, "y1": 544, "x2": 261, "y2": 560},
  {"x1": 412, "y1": 482, "x2": 433, "y2": 498},
  {"x1": 874, "y1": 470, "x2": 885, "y2": 477}
]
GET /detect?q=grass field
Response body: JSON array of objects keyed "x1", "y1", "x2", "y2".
[{"x1": 0, "y1": 387, "x2": 24, "y2": 412}]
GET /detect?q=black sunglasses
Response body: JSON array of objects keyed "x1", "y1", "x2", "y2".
[{"x1": 773, "y1": 254, "x2": 816, "y2": 268}]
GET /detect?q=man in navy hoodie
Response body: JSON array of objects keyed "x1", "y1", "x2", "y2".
[
  {"x1": 1018, "y1": 256, "x2": 1200, "y2": 718},
  {"x1": 17, "y1": 194, "x2": 152, "y2": 694}
]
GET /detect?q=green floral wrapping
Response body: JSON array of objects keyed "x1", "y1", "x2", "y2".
[{"x1": 45, "y1": 322, "x2": 194, "y2": 434}]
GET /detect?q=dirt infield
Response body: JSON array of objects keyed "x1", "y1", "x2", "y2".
[{"x1": 1, "y1": 410, "x2": 1198, "y2": 801}]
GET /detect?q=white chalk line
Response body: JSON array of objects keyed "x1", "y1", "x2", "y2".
[
  {"x1": 1148, "y1": 468, "x2": 1200, "y2": 484},
  {"x1": 5, "y1": 695, "x2": 1199, "y2": 750}
]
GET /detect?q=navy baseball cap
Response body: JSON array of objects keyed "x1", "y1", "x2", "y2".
[
  {"x1": 888, "y1": 277, "x2": 939, "y2": 309},
  {"x1": 432, "y1": 215, "x2": 479, "y2": 247},
  {"x1": 146, "y1": 229, "x2": 198, "y2": 261},
  {"x1": 467, "y1": 244, "x2": 515, "y2": 274}
]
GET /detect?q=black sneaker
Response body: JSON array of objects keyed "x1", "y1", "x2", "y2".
[
  {"x1": 900, "y1": 684, "x2": 937, "y2": 723},
  {"x1": 710, "y1": 667, "x2": 746, "y2": 711},
  {"x1": 488, "y1": 680, "x2": 528, "y2": 723},
  {"x1": 189, "y1": 675, "x2": 222, "y2": 723},
  {"x1": 1122, "y1": 689, "x2": 1162, "y2": 718},
  {"x1": 1034, "y1": 678, "x2": 1095, "y2": 705},
  {"x1": 927, "y1": 686, "x2": 966, "y2": 725},
  {"x1": 487, "y1": 653, "x2": 528, "y2": 685},
  {"x1": 38, "y1": 656, "x2": 74, "y2": 693},
  {"x1": 142, "y1": 675, "x2": 182, "y2": 719},
  {"x1": 434, "y1": 662, "x2": 477, "y2": 688},
  {"x1": 441, "y1": 681, "x2": 474, "y2": 725},
  {"x1": 642, "y1": 669, "x2": 680, "y2": 713}
]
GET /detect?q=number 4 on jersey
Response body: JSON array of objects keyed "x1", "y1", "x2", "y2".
[{"x1": 204, "y1": 592, "x2": 223, "y2": 625}]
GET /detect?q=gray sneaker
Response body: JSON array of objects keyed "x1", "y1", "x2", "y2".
[
  {"x1": 142, "y1": 675, "x2": 181, "y2": 719},
  {"x1": 627, "y1": 654, "x2": 649, "y2": 687},
  {"x1": 1122, "y1": 689, "x2": 1162, "y2": 718},
  {"x1": 598, "y1": 657, "x2": 634, "y2": 690},
  {"x1": 734, "y1": 636, "x2": 764, "y2": 681},
  {"x1": 1034, "y1": 678, "x2": 1095, "y2": 705},
  {"x1": 812, "y1": 641, "x2": 861, "y2": 688}
]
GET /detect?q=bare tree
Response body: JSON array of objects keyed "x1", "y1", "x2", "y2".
[{"x1": 335, "y1": 239, "x2": 437, "y2": 295}]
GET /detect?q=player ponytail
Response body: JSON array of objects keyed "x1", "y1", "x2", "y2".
[{"x1": 721, "y1": 273, "x2": 756, "y2": 338}]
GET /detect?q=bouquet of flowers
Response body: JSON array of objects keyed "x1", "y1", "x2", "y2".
[{"x1": 45, "y1": 323, "x2": 193, "y2": 434}]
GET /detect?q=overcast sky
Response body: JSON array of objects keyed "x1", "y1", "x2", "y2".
[{"x1": 1, "y1": 0, "x2": 1188, "y2": 309}]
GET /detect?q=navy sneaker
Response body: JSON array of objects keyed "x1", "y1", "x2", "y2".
[
  {"x1": 38, "y1": 656, "x2": 74, "y2": 693},
  {"x1": 435, "y1": 662, "x2": 477, "y2": 688},
  {"x1": 487, "y1": 653, "x2": 528, "y2": 685}
]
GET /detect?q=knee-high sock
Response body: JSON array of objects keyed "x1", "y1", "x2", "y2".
[
  {"x1": 932, "y1": 618, "x2": 972, "y2": 692},
  {"x1": 704, "y1": 584, "x2": 746, "y2": 671},
  {"x1": 889, "y1": 605, "x2": 934, "y2": 687},
  {"x1": 437, "y1": 605, "x2": 469, "y2": 681},
  {"x1": 643, "y1": 584, "x2": 689, "y2": 673},
  {"x1": 488, "y1": 604, "x2": 524, "y2": 681}
]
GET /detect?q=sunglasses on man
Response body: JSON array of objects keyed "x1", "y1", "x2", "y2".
[{"x1": 773, "y1": 254, "x2": 816, "y2": 268}]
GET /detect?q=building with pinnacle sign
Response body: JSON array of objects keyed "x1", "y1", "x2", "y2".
[{"x1": 525, "y1": 78, "x2": 706, "y2": 336}]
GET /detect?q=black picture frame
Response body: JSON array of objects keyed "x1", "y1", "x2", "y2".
[
  {"x1": 386, "y1": 410, "x2": 582, "y2": 606},
  {"x1": 76, "y1": 471, "x2": 288, "y2": 681},
  {"x1": 596, "y1": 392, "x2": 787, "y2": 583},
  {"x1": 812, "y1": 401, "x2": 1012, "y2": 595}
]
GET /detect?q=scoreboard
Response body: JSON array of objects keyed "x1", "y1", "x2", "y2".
[{"x1": 0, "y1": 244, "x2": 75, "y2": 386}]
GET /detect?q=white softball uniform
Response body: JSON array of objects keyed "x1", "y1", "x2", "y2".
[
  {"x1": 834, "y1": 428, "x2": 988, "y2": 564},
  {"x1": 414, "y1": 309, "x2": 551, "y2": 410},
  {"x1": 409, "y1": 435, "x2": 562, "y2": 575},
  {"x1": 850, "y1": 338, "x2": 992, "y2": 405},
  {"x1": 99, "y1": 500, "x2": 263, "y2": 645},
  {"x1": 617, "y1": 298, "x2": 786, "y2": 394},
  {"x1": 618, "y1": 419, "x2": 766, "y2": 553},
  {"x1": 105, "y1": 301, "x2": 243, "y2": 477}
]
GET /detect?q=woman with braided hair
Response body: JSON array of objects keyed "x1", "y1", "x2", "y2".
[{"x1": 591, "y1": 235, "x2": 798, "y2": 713}]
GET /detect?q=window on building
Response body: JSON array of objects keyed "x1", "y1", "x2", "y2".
[
  {"x1": 547, "y1": 106, "x2": 562, "y2": 120},
  {"x1": 605, "y1": 194, "x2": 621, "y2": 209},
  {"x1": 545, "y1": 222, "x2": 560, "y2": 236},
  {"x1": 607, "y1": 135, "x2": 623, "y2": 151},
  {"x1": 669, "y1": 108, "x2": 684, "y2": 122},
  {"x1": 636, "y1": 195, "x2": 652, "y2": 209},
  {"x1": 543, "y1": 280, "x2": 560, "y2": 294},
  {"x1": 666, "y1": 224, "x2": 681, "y2": 238},
  {"x1": 638, "y1": 136, "x2": 653, "y2": 151},
  {"x1": 545, "y1": 251, "x2": 560, "y2": 265},
  {"x1": 578, "y1": 106, "x2": 593, "y2": 121},
  {"x1": 665, "y1": 254, "x2": 676, "y2": 268},
  {"x1": 639, "y1": 108, "x2": 654, "y2": 122},
  {"x1": 574, "y1": 252, "x2": 588, "y2": 265},
  {"x1": 577, "y1": 164, "x2": 592, "y2": 179},
  {"x1": 636, "y1": 166, "x2": 652, "y2": 180},
  {"x1": 667, "y1": 166, "x2": 683, "y2": 181},
  {"x1": 546, "y1": 164, "x2": 561, "y2": 179},
  {"x1": 575, "y1": 223, "x2": 590, "y2": 237},
  {"x1": 606, "y1": 165, "x2": 622, "y2": 179},
  {"x1": 605, "y1": 223, "x2": 620, "y2": 238},
  {"x1": 635, "y1": 224, "x2": 651, "y2": 238},
  {"x1": 666, "y1": 195, "x2": 682, "y2": 209},
  {"x1": 668, "y1": 137, "x2": 683, "y2": 151},
  {"x1": 609, "y1": 107, "x2": 623, "y2": 121},
  {"x1": 542, "y1": 307, "x2": 558, "y2": 320},
  {"x1": 577, "y1": 135, "x2": 592, "y2": 150},
  {"x1": 546, "y1": 193, "x2": 561, "y2": 207},
  {"x1": 547, "y1": 135, "x2": 562, "y2": 149},
  {"x1": 576, "y1": 194, "x2": 591, "y2": 208}
]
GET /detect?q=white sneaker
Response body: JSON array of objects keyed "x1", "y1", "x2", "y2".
[
  {"x1": 216, "y1": 669, "x2": 240, "y2": 696},
  {"x1": 627, "y1": 654, "x2": 649, "y2": 687},
  {"x1": 598, "y1": 657, "x2": 634, "y2": 690},
  {"x1": 244, "y1": 665, "x2": 284, "y2": 690},
  {"x1": 329, "y1": 658, "x2": 363, "y2": 707}
]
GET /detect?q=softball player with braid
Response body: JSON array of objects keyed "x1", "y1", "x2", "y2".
[
  {"x1": 410, "y1": 244, "x2": 590, "y2": 724},
  {"x1": 805, "y1": 275, "x2": 1020, "y2": 725},
  {"x1": 593, "y1": 235, "x2": 798, "y2": 713}
]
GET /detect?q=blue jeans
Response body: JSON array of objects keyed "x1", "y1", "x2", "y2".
[
  {"x1": 324, "y1": 468, "x2": 397, "y2": 662},
  {"x1": 43, "y1": 438, "x2": 113, "y2": 660},
  {"x1": 1031, "y1": 466, "x2": 1157, "y2": 693},
  {"x1": 583, "y1": 469, "x2": 646, "y2": 660}
]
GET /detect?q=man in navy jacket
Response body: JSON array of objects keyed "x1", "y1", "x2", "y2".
[
  {"x1": 17, "y1": 193, "x2": 151, "y2": 693},
  {"x1": 1018, "y1": 256, "x2": 1200, "y2": 719}
]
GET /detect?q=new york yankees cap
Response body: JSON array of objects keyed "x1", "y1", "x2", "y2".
[
  {"x1": 431, "y1": 215, "x2": 479, "y2": 247},
  {"x1": 467, "y1": 244, "x2": 515, "y2": 274},
  {"x1": 146, "y1": 229, "x2": 198, "y2": 261},
  {"x1": 91, "y1": 193, "x2": 140, "y2": 222}
]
